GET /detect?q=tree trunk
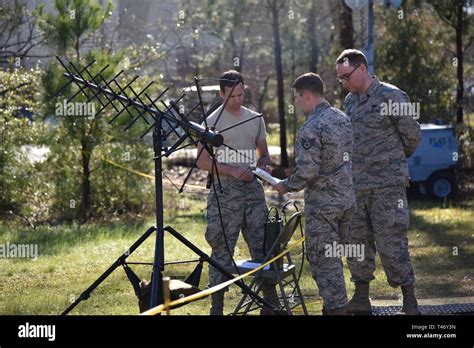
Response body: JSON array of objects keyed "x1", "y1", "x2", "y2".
[
  {"x1": 308, "y1": 0, "x2": 318, "y2": 73},
  {"x1": 238, "y1": 42, "x2": 246, "y2": 73},
  {"x1": 290, "y1": 32, "x2": 297, "y2": 163},
  {"x1": 257, "y1": 75, "x2": 270, "y2": 112},
  {"x1": 339, "y1": 0, "x2": 354, "y2": 49},
  {"x1": 81, "y1": 139, "x2": 91, "y2": 222},
  {"x1": 270, "y1": 0, "x2": 288, "y2": 167},
  {"x1": 75, "y1": 36, "x2": 80, "y2": 61},
  {"x1": 455, "y1": 0, "x2": 464, "y2": 124}
]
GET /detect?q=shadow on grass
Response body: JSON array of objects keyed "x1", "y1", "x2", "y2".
[
  {"x1": 408, "y1": 209, "x2": 474, "y2": 298},
  {"x1": 410, "y1": 213, "x2": 473, "y2": 247}
]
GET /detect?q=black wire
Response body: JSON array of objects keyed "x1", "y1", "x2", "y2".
[
  {"x1": 295, "y1": 219, "x2": 305, "y2": 297},
  {"x1": 161, "y1": 170, "x2": 180, "y2": 191},
  {"x1": 218, "y1": 115, "x2": 263, "y2": 134},
  {"x1": 243, "y1": 87, "x2": 261, "y2": 113}
]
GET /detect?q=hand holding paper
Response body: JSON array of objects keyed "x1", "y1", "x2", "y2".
[{"x1": 252, "y1": 167, "x2": 281, "y2": 185}]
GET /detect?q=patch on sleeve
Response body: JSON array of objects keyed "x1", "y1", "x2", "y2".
[{"x1": 301, "y1": 138, "x2": 317, "y2": 150}]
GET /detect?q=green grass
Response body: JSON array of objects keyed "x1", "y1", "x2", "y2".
[
  {"x1": 406, "y1": 199, "x2": 474, "y2": 299},
  {"x1": 1, "y1": 192, "x2": 473, "y2": 315}
]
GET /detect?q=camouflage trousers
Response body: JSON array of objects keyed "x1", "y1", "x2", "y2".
[
  {"x1": 305, "y1": 206, "x2": 353, "y2": 310},
  {"x1": 205, "y1": 178, "x2": 268, "y2": 287},
  {"x1": 347, "y1": 185, "x2": 416, "y2": 287}
]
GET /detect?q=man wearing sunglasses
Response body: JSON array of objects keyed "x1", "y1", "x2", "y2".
[{"x1": 335, "y1": 49, "x2": 421, "y2": 315}]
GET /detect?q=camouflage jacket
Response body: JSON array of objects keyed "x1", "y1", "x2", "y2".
[
  {"x1": 344, "y1": 77, "x2": 421, "y2": 191},
  {"x1": 282, "y1": 101, "x2": 355, "y2": 211}
]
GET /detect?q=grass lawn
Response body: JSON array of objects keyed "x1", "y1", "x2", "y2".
[{"x1": 1, "y1": 190, "x2": 473, "y2": 315}]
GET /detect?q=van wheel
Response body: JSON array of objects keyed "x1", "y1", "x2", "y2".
[{"x1": 427, "y1": 171, "x2": 457, "y2": 199}]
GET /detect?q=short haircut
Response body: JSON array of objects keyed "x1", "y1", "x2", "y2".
[
  {"x1": 335, "y1": 49, "x2": 368, "y2": 68},
  {"x1": 292, "y1": 73, "x2": 325, "y2": 96},
  {"x1": 219, "y1": 70, "x2": 244, "y2": 93}
]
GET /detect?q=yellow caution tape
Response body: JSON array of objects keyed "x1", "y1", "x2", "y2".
[
  {"x1": 103, "y1": 159, "x2": 155, "y2": 180},
  {"x1": 102, "y1": 158, "x2": 287, "y2": 194},
  {"x1": 141, "y1": 235, "x2": 305, "y2": 315},
  {"x1": 102, "y1": 158, "x2": 208, "y2": 191}
]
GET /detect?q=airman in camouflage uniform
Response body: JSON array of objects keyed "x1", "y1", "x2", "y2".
[
  {"x1": 336, "y1": 49, "x2": 421, "y2": 315},
  {"x1": 274, "y1": 73, "x2": 355, "y2": 315},
  {"x1": 197, "y1": 70, "x2": 279, "y2": 315}
]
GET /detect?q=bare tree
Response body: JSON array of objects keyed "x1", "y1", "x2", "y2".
[
  {"x1": 336, "y1": 0, "x2": 354, "y2": 49},
  {"x1": 0, "y1": 1, "x2": 48, "y2": 66},
  {"x1": 268, "y1": 0, "x2": 289, "y2": 167},
  {"x1": 308, "y1": 0, "x2": 319, "y2": 73},
  {"x1": 431, "y1": 0, "x2": 473, "y2": 124}
]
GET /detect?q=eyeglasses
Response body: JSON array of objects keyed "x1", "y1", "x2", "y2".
[{"x1": 337, "y1": 64, "x2": 361, "y2": 83}]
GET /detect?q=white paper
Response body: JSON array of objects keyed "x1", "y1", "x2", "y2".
[{"x1": 252, "y1": 168, "x2": 281, "y2": 185}]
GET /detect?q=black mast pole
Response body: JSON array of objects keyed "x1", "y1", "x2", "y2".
[{"x1": 150, "y1": 113, "x2": 164, "y2": 309}]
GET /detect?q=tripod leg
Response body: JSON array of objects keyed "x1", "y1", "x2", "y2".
[
  {"x1": 164, "y1": 226, "x2": 280, "y2": 313},
  {"x1": 61, "y1": 226, "x2": 156, "y2": 315}
]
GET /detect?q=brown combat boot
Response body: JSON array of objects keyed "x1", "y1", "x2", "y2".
[
  {"x1": 322, "y1": 305, "x2": 347, "y2": 315},
  {"x1": 346, "y1": 281, "x2": 372, "y2": 315},
  {"x1": 396, "y1": 284, "x2": 421, "y2": 315}
]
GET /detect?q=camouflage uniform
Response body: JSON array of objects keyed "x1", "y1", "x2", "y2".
[
  {"x1": 205, "y1": 177, "x2": 268, "y2": 287},
  {"x1": 282, "y1": 101, "x2": 355, "y2": 310},
  {"x1": 203, "y1": 105, "x2": 272, "y2": 286},
  {"x1": 343, "y1": 77, "x2": 421, "y2": 287}
]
